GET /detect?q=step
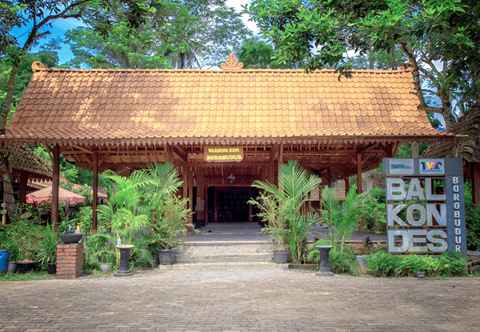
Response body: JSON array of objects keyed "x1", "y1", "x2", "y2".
[{"x1": 177, "y1": 240, "x2": 274, "y2": 263}]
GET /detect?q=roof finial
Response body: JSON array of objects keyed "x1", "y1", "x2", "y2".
[
  {"x1": 32, "y1": 61, "x2": 47, "y2": 72},
  {"x1": 220, "y1": 53, "x2": 244, "y2": 71}
]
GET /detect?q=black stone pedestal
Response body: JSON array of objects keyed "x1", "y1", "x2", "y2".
[
  {"x1": 316, "y1": 245, "x2": 334, "y2": 276},
  {"x1": 114, "y1": 245, "x2": 134, "y2": 277}
]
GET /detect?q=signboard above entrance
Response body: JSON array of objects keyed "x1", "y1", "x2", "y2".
[
  {"x1": 205, "y1": 147, "x2": 244, "y2": 162},
  {"x1": 384, "y1": 158, "x2": 466, "y2": 255}
]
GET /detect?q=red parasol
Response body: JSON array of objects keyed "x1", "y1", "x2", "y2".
[{"x1": 26, "y1": 185, "x2": 86, "y2": 206}]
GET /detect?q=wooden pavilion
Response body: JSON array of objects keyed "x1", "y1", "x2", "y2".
[{"x1": 2, "y1": 55, "x2": 450, "y2": 230}]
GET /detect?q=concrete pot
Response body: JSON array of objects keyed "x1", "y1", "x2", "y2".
[
  {"x1": 99, "y1": 263, "x2": 112, "y2": 273},
  {"x1": 158, "y1": 249, "x2": 176, "y2": 265},
  {"x1": 272, "y1": 250, "x2": 289, "y2": 264}
]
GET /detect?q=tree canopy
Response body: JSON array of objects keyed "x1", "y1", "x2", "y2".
[
  {"x1": 248, "y1": 0, "x2": 480, "y2": 128},
  {"x1": 66, "y1": 0, "x2": 252, "y2": 69}
]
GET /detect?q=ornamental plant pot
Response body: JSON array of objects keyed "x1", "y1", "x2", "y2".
[
  {"x1": 7, "y1": 262, "x2": 17, "y2": 273},
  {"x1": 16, "y1": 260, "x2": 35, "y2": 273},
  {"x1": 99, "y1": 263, "x2": 112, "y2": 273},
  {"x1": 158, "y1": 249, "x2": 176, "y2": 265},
  {"x1": 272, "y1": 249, "x2": 289, "y2": 264},
  {"x1": 61, "y1": 233, "x2": 83, "y2": 244},
  {"x1": 47, "y1": 263, "x2": 56, "y2": 275}
]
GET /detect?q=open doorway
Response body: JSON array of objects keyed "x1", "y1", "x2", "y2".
[{"x1": 207, "y1": 186, "x2": 259, "y2": 223}]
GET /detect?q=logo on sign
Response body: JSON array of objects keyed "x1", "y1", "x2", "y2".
[
  {"x1": 419, "y1": 159, "x2": 445, "y2": 175},
  {"x1": 388, "y1": 159, "x2": 414, "y2": 175}
]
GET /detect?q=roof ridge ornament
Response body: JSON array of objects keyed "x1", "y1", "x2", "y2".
[
  {"x1": 220, "y1": 53, "x2": 244, "y2": 71},
  {"x1": 32, "y1": 61, "x2": 48, "y2": 72}
]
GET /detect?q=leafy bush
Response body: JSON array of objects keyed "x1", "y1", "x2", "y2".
[
  {"x1": 366, "y1": 251, "x2": 401, "y2": 277},
  {"x1": 321, "y1": 185, "x2": 360, "y2": 252},
  {"x1": 330, "y1": 247, "x2": 357, "y2": 275},
  {"x1": 251, "y1": 161, "x2": 321, "y2": 263},
  {"x1": 84, "y1": 233, "x2": 116, "y2": 270},
  {"x1": 465, "y1": 182, "x2": 480, "y2": 250},
  {"x1": 37, "y1": 226, "x2": 58, "y2": 267},
  {"x1": 3, "y1": 220, "x2": 44, "y2": 262},
  {"x1": 357, "y1": 187, "x2": 386, "y2": 234},
  {"x1": 366, "y1": 251, "x2": 468, "y2": 277}
]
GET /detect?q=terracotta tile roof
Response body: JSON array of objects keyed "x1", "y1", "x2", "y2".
[
  {"x1": 5, "y1": 62, "x2": 446, "y2": 146},
  {"x1": 1, "y1": 145, "x2": 51, "y2": 180}
]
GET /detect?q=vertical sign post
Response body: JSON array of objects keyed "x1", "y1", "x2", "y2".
[{"x1": 384, "y1": 158, "x2": 466, "y2": 254}]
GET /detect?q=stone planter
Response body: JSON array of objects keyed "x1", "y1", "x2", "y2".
[
  {"x1": 99, "y1": 263, "x2": 112, "y2": 273},
  {"x1": 115, "y1": 245, "x2": 134, "y2": 276},
  {"x1": 158, "y1": 249, "x2": 176, "y2": 265},
  {"x1": 61, "y1": 233, "x2": 82, "y2": 244},
  {"x1": 272, "y1": 249, "x2": 289, "y2": 264}
]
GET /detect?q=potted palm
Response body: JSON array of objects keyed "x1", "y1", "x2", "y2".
[
  {"x1": 85, "y1": 233, "x2": 115, "y2": 273},
  {"x1": 152, "y1": 196, "x2": 188, "y2": 265},
  {"x1": 99, "y1": 173, "x2": 149, "y2": 275},
  {"x1": 38, "y1": 226, "x2": 58, "y2": 274},
  {"x1": 132, "y1": 163, "x2": 189, "y2": 266},
  {"x1": 250, "y1": 161, "x2": 321, "y2": 264}
]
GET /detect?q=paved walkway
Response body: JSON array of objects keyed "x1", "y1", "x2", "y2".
[{"x1": 1, "y1": 264, "x2": 479, "y2": 331}]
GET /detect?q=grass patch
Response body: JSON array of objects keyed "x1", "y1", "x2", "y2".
[{"x1": 0, "y1": 271, "x2": 52, "y2": 282}]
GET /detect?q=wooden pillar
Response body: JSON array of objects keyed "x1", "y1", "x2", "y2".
[
  {"x1": 18, "y1": 172, "x2": 28, "y2": 203},
  {"x1": 356, "y1": 152, "x2": 363, "y2": 193},
  {"x1": 344, "y1": 176, "x2": 350, "y2": 196},
  {"x1": 91, "y1": 151, "x2": 99, "y2": 233},
  {"x1": 214, "y1": 187, "x2": 218, "y2": 223},
  {"x1": 51, "y1": 145, "x2": 60, "y2": 231},
  {"x1": 411, "y1": 142, "x2": 419, "y2": 158},
  {"x1": 187, "y1": 168, "x2": 194, "y2": 229},
  {"x1": 473, "y1": 162, "x2": 480, "y2": 206},
  {"x1": 278, "y1": 144, "x2": 283, "y2": 187}
]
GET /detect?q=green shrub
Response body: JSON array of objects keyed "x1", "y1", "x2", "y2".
[
  {"x1": 330, "y1": 247, "x2": 357, "y2": 275},
  {"x1": 306, "y1": 242, "x2": 357, "y2": 274},
  {"x1": 366, "y1": 251, "x2": 468, "y2": 277},
  {"x1": 465, "y1": 182, "x2": 480, "y2": 250},
  {"x1": 366, "y1": 251, "x2": 401, "y2": 277},
  {"x1": 84, "y1": 233, "x2": 116, "y2": 270},
  {"x1": 357, "y1": 187, "x2": 386, "y2": 233}
]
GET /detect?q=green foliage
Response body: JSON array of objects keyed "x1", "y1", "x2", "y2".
[
  {"x1": 366, "y1": 251, "x2": 468, "y2": 277},
  {"x1": 67, "y1": 0, "x2": 252, "y2": 69},
  {"x1": 2, "y1": 219, "x2": 44, "y2": 262},
  {"x1": 465, "y1": 182, "x2": 480, "y2": 250},
  {"x1": 357, "y1": 187, "x2": 386, "y2": 234},
  {"x1": 238, "y1": 38, "x2": 278, "y2": 69},
  {"x1": 307, "y1": 242, "x2": 357, "y2": 274},
  {"x1": 321, "y1": 185, "x2": 360, "y2": 252},
  {"x1": 84, "y1": 233, "x2": 116, "y2": 270},
  {"x1": 37, "y1": 225, "x2": 58, "y2": 267},
  {"x1": 330, "y1": 246, "x2": 357, "y2": 275},
  {"x1": 248, "y1": 0, "x2": 480, "y2": 124},
  {"x1": 251, "y1": 160, "x2": 321, "y2": 263}
]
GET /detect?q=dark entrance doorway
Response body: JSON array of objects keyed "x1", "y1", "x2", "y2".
[{"x1": 207, "y1": 186, "x2": 258, "y2": 223}]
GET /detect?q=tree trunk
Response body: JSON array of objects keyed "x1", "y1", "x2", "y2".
[{"x1": 0, "y1": 153, "x2": 16, "y2": 221}]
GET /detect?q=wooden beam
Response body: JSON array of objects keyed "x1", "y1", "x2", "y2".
[
  {"x1": 91, "y1": 151, "x2": 99, "y2": 233},
  {"x1": 356, "y1": 152, "x2": 363, "y2": 193},
  {"x1": 51, "y1": 145, "x2": 60, "y2": 231}
]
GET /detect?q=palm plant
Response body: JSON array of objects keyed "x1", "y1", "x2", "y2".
[
  {"x1": 251, "y1": 160, "x2": 321, "y2": 263},
  {"x1": 321, "y1": 185, "x2": 360, "y2": 253},
  {"x1": 98, "y1": 172, "x2": 148, "y2": 245}
]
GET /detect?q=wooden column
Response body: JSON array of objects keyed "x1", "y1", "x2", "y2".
[
  {"x1": 51, "y1": 145, "x2": 60, "y2": 231},
  {"x1": 344, "y1": 176, "x2": 350, "y2": 196},
  {"x1": 411, "y1": 142, "x2": 419, "y2": 158},
  {"x1": 91, "y1": 151, "x2": 99, "y2": 233},
  {"x1": 18, "y1": 172, "x2": 28, "y2": 203},
  {"x1": 356, "y1": 152, "x2": 363, "y2": 193},
  {"x1": 186, "y1": 168, "x2": 194, "y2": 230},
  {"x1": 473, "y1": 162, "x2": 480, "y2": 206},
  {"x1": 278, "y1": 144, "x2": 283, "y2": 187}
]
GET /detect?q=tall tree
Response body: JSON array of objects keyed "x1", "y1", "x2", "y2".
[
  {"x1": 0, "y1": 0, "x2": 90, "y2": 220},
  {"x1": 248, "y1": 0, "x2": 480, "y2": 129},
  {"x1": 66, "y1": 0, "x2": 252, "y2": 69}
]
